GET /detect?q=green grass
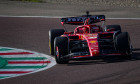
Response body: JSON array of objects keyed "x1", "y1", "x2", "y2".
[{"x1": 10, "y1": 0, "x2": 46, "y2": 3}]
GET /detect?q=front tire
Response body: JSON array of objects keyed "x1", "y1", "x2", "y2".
[
  {"x1": 49, "y1": 29, "x2": 65, "y2": 55},
  {"x1": 54, "y1": 37, "x2": 69, "y2": 64}
]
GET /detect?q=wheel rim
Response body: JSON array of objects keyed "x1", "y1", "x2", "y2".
[{"x1": 56, "y1": 46, "x2": 59, "y2": 57}]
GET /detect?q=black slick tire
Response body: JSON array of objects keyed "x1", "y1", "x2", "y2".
[
  {"x1": 115, "y1": 32, "x2": 132, "y2": 59},
  {"x1": 49, "y1": 29, "x2": 65, "y2": 55},
  {"x1": 54, "y1": 37, "x2": 69, "y2": 64}
]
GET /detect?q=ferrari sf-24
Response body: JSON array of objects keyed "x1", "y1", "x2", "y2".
[{"x1": 49, "y1": 12, "x2": 132, "y2": 64}]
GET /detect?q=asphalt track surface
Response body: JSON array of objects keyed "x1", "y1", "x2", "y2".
[{"x1": 0, "y1": 17, "x2": 140, "y2": 84}]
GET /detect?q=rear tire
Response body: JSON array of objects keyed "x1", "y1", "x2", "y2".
[
  {"x1": 49, "y1": 29, "x2": 65, "y2": 55},
  {"x1": 54, "y1": 37, "x2": 69, "y2": 64},
  {"x1": 115, "y1": 32, "x2": 132, "y2": 58},
  {"x1": 105, "y1": 25, "x2": 121, "y2": 32}
]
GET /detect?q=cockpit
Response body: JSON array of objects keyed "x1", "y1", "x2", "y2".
[{"x1": 74, "y1": 25, "x2": 101, "y2": 34}]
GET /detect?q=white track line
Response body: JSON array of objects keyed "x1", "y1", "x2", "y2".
[
  {"x1": 7, "y1": 64, "x2": 45, "y2": 66},
  {"x1": 8, "y1": 59, "x2": 45, "y2": 62},
  {"x1": 0, "y1": 69, "x2": 36, "y2": 71},
  {"x1": 0, "y1": 15, "x2": 62, "y2": 18},
  {"x1": 0, "y1": 15, "x2": 140, "y2": 19},
  {"x1": 107, "y1": 18, "x2": 140, "y2": 20},
  {"x1": 0, "y1": 55, "x2": 43, "y2": 58},
  {"x1": 0, "y1": 74, "x2": 17, "y2": 76}
]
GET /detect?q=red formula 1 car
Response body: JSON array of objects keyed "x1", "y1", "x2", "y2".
[{"x1": 49, "y1": 12, "x2": 132, "y2": 64}]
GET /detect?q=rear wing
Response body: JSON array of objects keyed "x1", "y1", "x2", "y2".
[{"x1": 61, "y1": 15, "x2": 105, "y2": 25}]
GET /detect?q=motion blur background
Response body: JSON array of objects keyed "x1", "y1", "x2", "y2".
[{"x1": 0, "y1": 0, "x2": 139, "y2": 18}]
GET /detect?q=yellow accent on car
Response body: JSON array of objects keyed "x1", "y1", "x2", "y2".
[
  {"x1": 81, "y1": 35, "x2": 83, "y2": 39},
  {"x1": 90, "y1": 40, "x2": 96, "y2": 43}
]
